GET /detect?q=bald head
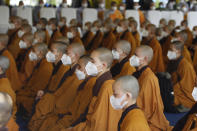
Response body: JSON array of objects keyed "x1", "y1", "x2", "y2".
[
  {"x1": 0, "y1": 34, "x2": 8, "y2": 46},
  {"x1": 178, "y1": 30, "x2": 188, "y2": 43},
  {"x1": 136, "y1": 45, "x2": 153, "y2": 63},
  {"x1": 171, "y1": 41, "x2": 184, "y2": 53},
  {"x1": 69, "y1": 43, "x2": 85, "y2": 58},
  {"x1": 51, "y1": 42, "x2": 67, "y2": 54},
  {"x1": 34, "y1": 43, "x2": 48, "y2": 56},
  {"x1": 0, "y1": 92, "x2": 13, "y2": 128},
  {"x1": 0, "y1": 56, "x2": 10, "y2": 74},
  {"x1": 115, "y1": 75, "x2": 139, "y2": 99},
  {"x1": 116, "y1": 40, "x2": 131, "y2": 56},
  {"x1": 21, "y1": 24, "x2": 32, "y2": 33},
  {"x1": 147, "y1": 24, "x2": 156, "y2": 35},
  {"x1": 55, "y1": 37, "x2": 69, "y2": 45},
  {"x1": 34, "y1": 30, "x2": 46, "y2": 43}
]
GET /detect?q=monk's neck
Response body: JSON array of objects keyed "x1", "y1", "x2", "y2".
[
  {"x1": 123, "y1": 100, "x2": 136, "y2": 111},
  {"x1": 97, "y1": 69, "x2": 109, "y2": 77},
  {"x1": 137, "y1": 64, "x2": 148, "y2": 71},
  {"x1": 118, "y1": 56, "x2": 127, "y2": 63}
]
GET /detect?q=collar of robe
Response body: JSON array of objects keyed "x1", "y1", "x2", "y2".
[
  {"x1": 120, "y1": 30, "x2": 129, "y2": 39},
  {"x1": 82, "y1": 31, "x2": 90, "y2": 42},
  {"x1": 110, "y1": 56, "x2": 129, "y2": 77},
  {"x1": 166, "y1": 56, "x2": 183, "y2": 74},
  {"x1": 77, "y1": 76, "x2": 93, "y2": 91},
  {"x1": 0, "y1": 73, "x2": 6, "y2": 79},
  {"x1": 132, "y1": 31, "x2": 137, "y2": 36},
  {"x1": 92, "y1": 71, "x2": 112, "y2": 96},
  {"x1": 159, "y1": 36, "x2": 168, "y2": 46},
  {"x1": 52, "y1": 60, "x2": 62, "y2": 76},
  {"x1": 173, "y1": 102, "x2": 197, "y2": 131},
  {"x1": 0, "y1": 48, "x2": 6, "y2": 55},
  {"x1": 133, "y1": 66, "x2": 148, "y2": 79},
  {"x1": 86, "y1": 30, "x2": 101, "y2": 50},
  {"x1": 118, "y1": 104, "x2": 139, "y2": 131}
]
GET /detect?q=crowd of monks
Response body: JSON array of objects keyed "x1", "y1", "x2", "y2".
[{"x1": 0, "y1": 1, "x2": 197, "y2": 130}]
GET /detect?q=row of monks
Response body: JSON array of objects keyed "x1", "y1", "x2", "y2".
[{"x1": 0, "y1": 10, "x2": 197, "y2": 130}]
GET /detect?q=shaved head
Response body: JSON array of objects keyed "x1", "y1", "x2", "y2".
[
  {"x1": 55, "y1": 37, "x2": 69, "y2": 45},
  {"x1": 116, "y1": 40, "x2": 131, "y2": 55},
  {"x1": 69, "y1": 43, "x2": 85, "y2": 58},
  {"x1": 0, "y1": 34, "x2": 8, "y2": 46},
  {"x1": 136, "y1": 45, "x2": 153, "y2": 63},
  {"x1": 51, "y1": 42, "x2": 67, "y2": 54},
  {"x1": 178, "y1": 30, "x2": 188, "y2": 43},
  {"x1": 23, "y1": 33, "x2": 34, "y2": 42},
  {"x1": 114, "y1": 75, "x2": 139, "y2": 99},
  {"x1": 34, "y1": 43, "x2": 48, "y2": 55},
  {"x1": 34, "y1": 30, "x2": 46, "y2": 42},
  {"x1": 171, "y1": 41, "x2": 184, "y2": 53}
]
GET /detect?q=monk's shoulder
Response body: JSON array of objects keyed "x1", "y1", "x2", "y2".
[
  {"x1": 178, "y1": 58, "x2": 195, "y2": 73},
  {"x1": 41, "y1": 59, "x2": 53, "y2": 69},
  {"x1": 2, "y1": 50, "x2": 14, "y2": 61}
]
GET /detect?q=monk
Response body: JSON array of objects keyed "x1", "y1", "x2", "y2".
[
  {"x1": 115, "y1": 19, "x2": 136, "y2": 56},
  {"x1": 8, "y1": 24, "x2": 32, "y2": 59},
  {"x1": 110, "y1": 76, "x2": 150, "y2": 131},
  {"x1": 66, "y1": 27, "x2": 83, "y2": 45},
  {"x1": 141, "y1": 24, "x2": 165, "y2": 73},
  {"x1": 48, "y1": 18, "x2": 63, "y2": 47},
  {"x1": 63, "y1": 48, "x2": 122, "y2": 131},
  {"x1": 38, "y1": 56, "x2": 97, "y2": 131},
  {"x1": 17, "y1": 43, "x2": 53, "y2": 114},
  {"x1": 58, "y1": 17, "x2": 67, "y2": 33},
  {"x1": 28, "y1": 43, "x2": 85, "y2": 131},
  {"x1": 166, "y1": 41, "x2": 196, "y2": 111},
  {"x1": 176, "y1": 30, "x2": 193, "y2": 64},
  {"x1": 110, "y1": 40, "x2": 135, "y2": 79},
  {"x1": 108, "y1": 1, "x2": 123, "y2": 21},
  {"x1": 16, "y1": 33, "x2": 34, "y2": 70},
  {"x1": 129, "y1": 19, "x2": 141, "y2": 47},
  {"x1": 100, "y1": 19, "x2": 116, "y2": 50},
  {"x1": 0, "y1": 34, "x2": 22, "y2": 91},
  {"x1": 130, "y1": 45, "x2": 170, "y2": 130},
  {"x1": 0, "y1": 92, "x2": 19, "y2": 131},
  {"x1": 33, "y1": 30, "x2": 47, "y2": 45}
]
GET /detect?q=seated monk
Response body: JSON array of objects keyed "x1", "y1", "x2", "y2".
[
  {"x1": 115, "y1": 19, "x2": 136, "y2": 56},
  {"x1": 110, "y1": 76, "x2": 151, "y2": 131},
  {"x1": 110, "y1": 40, "x2": 135, "y2": 79},
  {"x1": 176, "y1": 30, "x2": 193, "y2": 64},
  {"x1": 63, "y1": 48, "x2": 122, "y2": 131},
  {"x1": 173, "y1": 102, "x2": 197, "y2": 131},
  {"x1": 108, "y1": 1, "x2": 123, "y2": 21},
  {"x1": 59, "y1": 17, "x2": 68, "y2": 36},
  {"x1": 97, "y1": 0, "x2": 105, "y2": 21},
  {"x1": 141, "y1": 24, "x2": 165, "y2": 73},
  {"x1": 48, "y1": 18, "x2": 63, "y2": 47},
  {"x1": 16, "y1": 33, "x2": 34, "y2": 71},
  {"x1": 0, "y1": 34, "x2": 22, "y2": 91},
  {"x1": 129, "y1": 19, "x2": 141, "y2": 47},
  {"x1": 0, "y1": 92, "x2": 19, "y2": 131},
  {"x1": 100, "y1": 19, "x2": 116, "y2": 50},
  {"x1": 166, "y1": 41, "x2": 196, "y2": 111},
  {"x1": 81, "y1": 22, "x2": 92, "y2": 47},
  {"x1": 16, "y1": 43, "x2": 53, "y2": 114},
  {"x1": 130, "y1": 45, "x2": 170, "y2": 130},
  {"x1": 33, "y1": 30, "x2": 47, "y2": 45},
  {"x1": 37, "y1": 56, "x2": 97, "y2": 131},
  {"x1": 28, "y1": 43, "x2": 85, "y2": 131},
  {"x1": 66, "y1": 27, "x2": 83, "y2": 45},
  {"x1": 0, "y1": 56, "x2": 17, "y2": 118},
  {"x1": 82, "y1": 21, "x2": 98, "y2": 48},
  {"x1": 8, "y1": 24, "x2": 32, "y2": 59}
]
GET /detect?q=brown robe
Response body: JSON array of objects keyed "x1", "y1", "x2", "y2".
[
  {"x1": 169, "y1": 57, "x2": 196, "y2": 108},
  {"x1": 100, "y1": 30, "x2": 116, "y2": 50},
  {"x1": 1, "y1": 49, "x2": 22, "y2": 91},
  {"x1": 82, "y1": 31, "x2": 95, "y2": 48},
  {"x1": 16, "y1": 59, "x2": 53, "y2": 113},
  {"x1": 49, "y1": 29, "x2": 63, "y2": 47},
  {"x1": 134, "y1": 67, "x2": 170, "y2": 131},
  {"x1": 193, "y1": 49, "x2": 197, "y2": 73},
  {"x1": 6, "y1": 117, "x2": 19, "y2": 131},
  {"x1": 63, "y1": 72, "x2": 122, "y2": 131},
  {"x1": 60, "y1": 26, "x2": 69, "y2": 37},
  {"x1": 142, "y1": 37, "x2": 165, "y2": 73},
  {"x1": 183, "y1": 45, "x2": 193, "y2": 64},
  {"x1": 133, "y1": 31, "x2": 141, "y2": 47},
  {"x1": 185, "y1": 28, "x2": 193, "y2": 48},
  {"x1": 119, "y1": 104, "x2": 151, "y2": 131},
  {"x1": 87, "y1": 31, "x2": 104, "y2": 52}
]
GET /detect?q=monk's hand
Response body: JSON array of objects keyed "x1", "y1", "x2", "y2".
[{"x1": 36, "y1": 90, "x2": 44, "y2": 100}]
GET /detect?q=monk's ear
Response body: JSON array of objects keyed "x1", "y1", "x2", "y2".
[{"x1": 126, "y1": 92, "x2": 132, "y2": 100}]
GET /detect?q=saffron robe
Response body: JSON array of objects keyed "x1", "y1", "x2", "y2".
[{"x1": 100, "y1": 30, "x2": 116, "y2": 50}]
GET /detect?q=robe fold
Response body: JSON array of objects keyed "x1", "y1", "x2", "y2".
[
  {"x1": 193, "y1": 49, "x2": 197, "y2": 73},
  {"x1": 100, "y1": 30, "x2": 116, "y2": 50},
  {"x1": 1, "y1": 49, "x2": 22, "y2": 91},
  {"x1": 87, "y1": 31, "x2": 104, "y2": 52},
  {"x1": 82, "y1": 31, "x2": 95, "y2": 48},
  {"x1": 133, "y1": 31, "x2": 141, "y2": 47},
  {"x1": 49, "y1": 29, "x2": 63, "y2": 47},
  {"x1": 16, "y1": 59, "x2": 53, "y2": 113},
  {"x1": 134, "y1": 67, "x2": 170, "y2": 131},
  {"x1": 185, "y1": 28, "x2": 193, "y2": 48},
  {"x1": 183, "y1": 45, "x2": 193, "y2": 64},
  {"x1": 6, "y1": 117, "x2": 19, "y2": 131},
  {"x1": 142, "y1": 37, "x2": 165, "y2": 73}
]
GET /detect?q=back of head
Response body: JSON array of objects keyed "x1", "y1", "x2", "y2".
[
  {"x1": 147, "y1": 24, "x2": 156, "y2": 34},
  {"x1": 21, "y1": 24, "x2": 32, "y2": 33},
  {"x1": 172, "y1": 41, "x2": 184, "y2": 53},
  {"x1": 0, "y1": 92, "x2": 13, "y2": 128},
  {"x1": 116, "y1": 75, "x2": 139, "y2": 99},
  {"x1": 79, "y1": 55, "x2": 93, "y2": 66},
  {"x1": 69, "y1": 43, "x2": 85, "y2": 58},
  {"x1": 52, "y1": 42, "x2": 67, "y2": 54},
  {"x1": 39, "y1": 18, "x2": 48, "y2": 26},
  {"x1": 0, "y1": 56, "x2": 10, "y2": 74},
  {"x1": 23, "y1": 33, "x2": 34, "y2": 42},
  {"x1": 138, "y1": 45, "x2": 153, "y2": 63},
  {"x1": 94, "y1": 47, "x2": 113, "y2": 68},
  {"x1": 179, "y1": 30, "x2": 188, "y2": 43},
  {"x1": 34, "y1": 43, "x2": 48, "y2": 55},
  {"x1": 116, "y1": 40, "x2": 131, "y2": 56},
  {"x1": 35, "y1": 30, "x2": 46, "y2": 41},
  {"x1": 55, "y1": 37, "x2": 69, "y2": 45},
  {"x1": 49, "y1": 18, "x2": 57, "y2": 26},
  {"x1": 0, "y1": 34, "x2": 8, "y2": 46}
]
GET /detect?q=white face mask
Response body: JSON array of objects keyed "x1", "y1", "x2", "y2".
[
  {"x1": 18, "y1": 30, "x2": 25, "y2": 38},
  {"x1": 8, "y1": 23, "x2": 15, "y2": 29},
  {"x1": 192, "y1": 87, "x2": 197, "y2": 101},
  {"x1": 19, "y1": 40, "x2": 27, "y2": 49},
  {"x1": 63, "y1": 3, "x2": 68, "y2": 7},
  {"x1": 119, "y1": 6, "x2": 125, "y2": 11},
  {"x1": 85, "y1": 61, "x2": 98, "y2": 76},
  {"x1": 99, "y1": 3, "x2": 105, "y2": 8},
  {"x1": 134, "y1": 5, "x2": 140, "y2": 10},
  {"x1": 151, "y1": 6, "x2": 156, "y2": 10},
  {"x1": 157, "y1": 36, "x2": 163, "y2": 41},
  {"x1": 100, "y1": 27, "x2": 108, "y2": 33},
  {"x1": 91, "y1": 27, "x2": 97, "y2": 35},
  {"x1": 46, "y1": 25, "x2": 53, "y2": 37},
  {"x1": 67, "y1": 32, "x2": 74, "y2": 39},
  {"x1": 75, "y1": 69, "x2": 86, "y2": 80},
  {"x1": 110, "y1": 94, "x2": 128, "y2": 110},
  {"x1": 167, "y1": 50, "x2": 177, "y2": 60},
  {"x1": 112, "y1": 6, "x2": 117, "y2": 11},
  {"x1": 128, "y1": 27, "x2": 133, "y2": 32},
  {"x1": 193, "y1": 31, "x2": 197, "y2": 37},
  {"x1": 61, "y1": 54, "x2": 72, "y2": 65},
  {"x1": 182, "y1": 7, "x2": 187, "y2": 12},
  {"x1": 29, "y1": 51, "x2": 38, "y2": 61},
  {"x1": 82, "y1": 3, "x2": 88, "y2": 8},
  {"x1": 58, "y1": 22, "x2": 64, "y2": 27},
  {"x1": 83, "y1": 26, "x2": 89, "y2": 31},
  {"x1": 33, "y1": 39, "x2": 38, "y2": 45},
  {"x1": 116, "y1": 26, "x2": 124, "y2": 33},
  {"x1": 112, "y1": 49, "x2": 120, "y2": 60},
  {"x1": 162, "y1": 31, "x2": 168, "y2": 37},
  {"x1": 171, "y1": 38, "x2": 179, "y2": 43},
  {"x1": 180, "y1": 26, "x2": 186, "y2": 31},
  {"x1": 130, "y1": 55, "x2": 140, "y2": 67},
  {"x1": 141, "y1": 30, "x2": 149, "y2": 37},
  {"x1": 36, "y1": 24, "x2": 42, "y2": 30},
  {"x1": 46, "y1": 51, "x2": 56, "y2": 63}
]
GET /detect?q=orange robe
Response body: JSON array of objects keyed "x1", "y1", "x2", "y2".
[
  {"x1": 139, "y1": 10, "x2": 145, "y2": 24},
  {"x1": 133, "y1": 31, "x2": 141, "y2": 47},
  {"x1": 82, "y1": 31, "x2": 95, "y2": 48},
  {"x1": 1, "y1": 49, "x2": 22, "y2": 91},
  {"x1": 49, "y1": 29, "x2": 63, "y2": 47},
  {"x1": 16, "y1": 59, "x2": 53, "y2": 113},
  {"x1": 98, "y1": 10, "x2": 104, "y2": 21},
  {"x1": 171, "y1": 58, "x2": 196, "y2": 108},
  {"x1": 119, "y1": 106, "x2": 151, "y2": 131},
  {"x1": 100, "y1": 30, "x2": 116, "y2": 50},
  {"x1": 109, "y1": 10, "x2": 123, "y2": 21},
  {"x1": 0, "y1": 77, "x2": 17, "y2": 117},
  {"x1": 193, "y1": 49, "x2": 197, "y2": 73},
  {"x1": 142, "y1": 37, "x2": 165, "y2": 73},
  {"x1": 136, "y1": 67, "x2": 170, "y2": 131},
  {"x1": 183, "y1": 45, "x2": 193, "y2": 64},
  {"x1": 6, "y1": 117, "x2": 19, "y2": 131},
  {"x1": 87, "y1": 31, "x2": 104, "y2": 52},
  {"x1": 185, "y1": 28, "x2": 193, "y2": 48},
  {"x1": 161, "y1": 36, "x2": 172, "y2": 68},
  {"x1": 70, "y1": 36, "x2": 83, "y2": 45},
  {"x1": 60, "y1": 26, "x2": 69, "y2": 37}
]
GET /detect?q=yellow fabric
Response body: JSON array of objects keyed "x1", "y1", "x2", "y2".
[
  {"x1": 137, "y1": 67, "x2": 170, "y2": 131},
  {"x1": 183, "y1": 45, "x2": 193, "y2": 64},
  {"x1": 101, "y1": 31, "x2": 116, "y2": 50},
  {"x1": 109, "y1": 10, "x2": 123, "y2": 21},
  {"x1": 8, "y1": 33, "x2": 21, "y2": 59},
  {"x1": 6, "y1": 117, "x2": 19, "y2": 131}
]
